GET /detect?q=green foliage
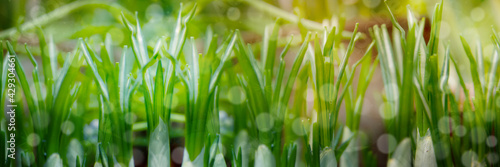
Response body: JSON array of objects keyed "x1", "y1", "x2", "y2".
[
  {"x1": 372, "y1": 0, "x2": 500, "y2": 166},
  {"x1": 3, "y1": 0, "x2": 500, "y2": 166},
  {"x1": 0, "y1": 0, "x2": 373, "y2": 165}
]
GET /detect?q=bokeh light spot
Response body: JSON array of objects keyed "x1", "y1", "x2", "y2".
[
  {"x1": 227, "y1": 7, "x2": 241, "y2": 21},
  {"x1": 470, "y1": 7, "x2": 485, "y2": 22},
  {"x1": 27, "y1": 133, "x2": 41, "y2": 147},
  {"x1": 171, "y1": 147, "x2": 184, "y2": 164},
  {"x1": 461, "y1": 150, "x2": 478, "y2": 167},
  {"x1": 61, "y1": 121, "x2": 75, "y2": 135},
  {"x1": 228, "y1": 86, "x2": 246, "y2": 104},
  {"x1": 256, "y1": 113, "x2": 275, "y2": 132},
  {"x1": 377, "y1": 134, "x2": 397, "y2": 154}
]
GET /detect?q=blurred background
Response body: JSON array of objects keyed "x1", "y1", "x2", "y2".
[{"x1": 1, "y1": 0, "x2": 500, "y2": 166}]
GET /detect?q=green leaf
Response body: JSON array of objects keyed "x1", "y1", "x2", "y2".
[
  {"x1": 153, "y1": 61, "x2": 165, "y2": 115},
  {"x1": 263, "y1": 18, "x2": 281, "y2": 103},
  {"x1": 339, "y1": 127, "x2": 357, "y2": 166},
  {"x1": 334, "y1": 51, "x2": 368, "y2": 112},
  {"x1": 7, "y1": 41, "x2": 37, "y2": 112},
  {"x1": 0, "y1": 42, "x2": 6, "y2": 110},
  {"x1": 280, "y1": 33, "x2": 311, "y2": 115},
  {"x1": 415, "y1": 130, "x2": 437, "y2": 167},
  {"x1": 388, "y1": 138, "x2": 411, "y2": 167},
  {"x1": 119, "y1": 46, "x2": 130, "y2": 111},
  {"x1": 331, "y1": 23, "x2": 360, "y2": 129},
  {"x1": 450, "y1": 55, "x2": 472, "y2": 110},
  {"x1": 213, "y1": 153, "x2": 227, "y2": 167},
  {"x1": 427, "y1": 0, "x2": 444, "y2": 56},
  {"x1": 36, "y1": 28, "x2": 55, "y2": 110},
  {"x1": 25, "y1": 44, "x2": 45, "y2": 113},
  {"x1": 272, "y1": 37, "x2": 293, "y2": 111},
  {"x1": 44, "y1": 153, "x2": 63, "y2": 167},
  {"x1": 187, "y1": 37, "x2": 199, "y2": 102},
  {"x1": 76, "y1": 157, "x2": 81, "y2": 167},
  {"x1": 319, "y1": 148, "x2": 337, "y2": 167},
  {"x1": 148, "y1": 118, "x2": 170, "y2": 167},
  {"x1": 311, "y1": 123, "x2": 320, "y2": 167},
  {"x1": 287, "y1": 143, "x2": 297, "y2": 167},
  {"x1": 335, "y1": 137, "x2": 353, "y2": 160},
  {"x1": 384, "y1": 1, "x2": 405, "y2": 38},
  {"x1": 66, "y1": 139, "x2": 84, "y2": 167},
  {"x1": 49, "y1": 45, "x2": 83, "y2": 154},
  {"x1": 234, "y1": 131, "x2": 249, "y2": 167},
  {"x1": 488, "y1": 29, "x2": 500, "y2": 108},
  {"x1": 255, "y1": 145, "x2": 275, "y2": 167},
  {"x1": 96, "y1": 143, "x2": 109, "y2": 167},
  {"x1": 182, "y1": 147, "x2": 204, "y2": 167},
  {"x1": 80, "y1": 39, "x2": 110, "y2": 101},
  {"x1": 231, "y1": 146, "x2": 242, "y2": 167},
  {"x1": 234, "y1": 31, "x2": 269, "y2": 113},
  {"x1": 209, "y1": 32, "x2": 238, "y2": 91},
  {"x1": 460, "y1": 36, "x2": 485, "y2": 112},
  {"x1": 134, "y1": 13, "x2": 149, "y2": 65},
  {"x1": 0, "y1": 40, "x2": 5, "y2": 109},
  {"x1": 439, "y1": 45, "x2": 451, "y2": 107}
]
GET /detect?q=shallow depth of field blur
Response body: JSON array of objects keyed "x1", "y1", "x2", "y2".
[{"x1": 2, "y1": 0, "x2": 500, "y2": 166}]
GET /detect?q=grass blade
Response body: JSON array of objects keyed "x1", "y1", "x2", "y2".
[
  {"x1": 460, "y1": 36, "x2": 485, "y2": 112},
  {"x1": 148, "y1": 118, "x2": 170, "y2": 167}
]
